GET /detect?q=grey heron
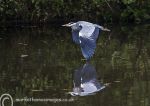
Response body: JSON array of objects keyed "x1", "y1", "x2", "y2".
[{"x1": 62, "y1": 21, "x2": 110, "y2": 60}]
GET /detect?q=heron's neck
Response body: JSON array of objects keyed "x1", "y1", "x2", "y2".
[{"x1": 71, "y1": 26, "x2": 78, "y2": 31}]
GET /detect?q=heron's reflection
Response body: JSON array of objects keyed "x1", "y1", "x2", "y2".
[{"x1": 70, "y1": 62, "x2": 105, "y2": 96}]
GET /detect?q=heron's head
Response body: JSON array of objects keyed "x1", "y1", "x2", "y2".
[{"x1": 62, "y1": 22, "x2": 76, "y2": 27}]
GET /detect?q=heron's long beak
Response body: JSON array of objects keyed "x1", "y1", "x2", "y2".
[{"x1": 62, "y1": 24, "x2": 70, "y2": 27}]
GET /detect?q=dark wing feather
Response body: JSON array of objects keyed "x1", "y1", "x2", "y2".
[
  {"x1": 91, "y1": 27, "x2": 100, "y2": 40},
  {"x1": 80, "y1": 36, "x2": 96, "y2": 60},
  {"x1": 72, "y1": 30, "x2": 80, "y2": 44}
]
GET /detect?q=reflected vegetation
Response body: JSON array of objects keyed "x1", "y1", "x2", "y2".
[
  {"x1": 0, "y1": 24, "x2": 150, "y2": 106},
  {"x1": 69, "y1": 62, "x2": 105, "y2": 96}
]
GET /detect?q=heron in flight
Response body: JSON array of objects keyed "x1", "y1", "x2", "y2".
[{"x1": 62, "y1": 21, "x2": 110, "y2": 60}]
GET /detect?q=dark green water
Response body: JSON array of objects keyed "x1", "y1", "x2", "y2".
[{"x1": 0, "y1": 24, "x2": 150, "y2": 106}]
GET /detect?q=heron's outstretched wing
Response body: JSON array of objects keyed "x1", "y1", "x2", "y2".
[
  {"x1": 79, "y1": 25, "x2": 98, "y2": 60},
  {"x1": 72, "y1": 30, "x2": 80, "y2": 44},
  {"x1": 80, "y1": 37, "x2": 96, "y2": 59}
]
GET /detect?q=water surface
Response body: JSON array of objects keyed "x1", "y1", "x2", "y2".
[{"x1": 0, "y1": 24, "x2": 150, "y2": 106}]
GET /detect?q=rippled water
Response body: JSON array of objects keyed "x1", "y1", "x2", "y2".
[{"x1": 0, "y1": 24, "x2": 150, "y2": 106}]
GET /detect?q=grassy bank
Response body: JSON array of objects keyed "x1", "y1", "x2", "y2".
[{"x1": 0, "y1": 0, "x2": 150, "y2": 26}]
